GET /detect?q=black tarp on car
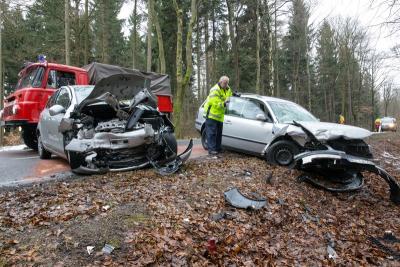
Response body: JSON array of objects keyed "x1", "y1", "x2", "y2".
[{"x1": 82, "y1": 62, "x2": 172, "y2": 96}]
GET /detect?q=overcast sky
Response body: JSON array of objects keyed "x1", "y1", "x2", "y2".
[{"x1": 118, "y1": 0, "x2": 400, "y2": 84}]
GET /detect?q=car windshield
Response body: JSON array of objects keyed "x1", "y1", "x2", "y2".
[
  {"x1": 74, "y1": 86, "x2": 95, "y2": 104},
  {"x1": 268, "y1": 101, "x2": 318, "y2": 123}
]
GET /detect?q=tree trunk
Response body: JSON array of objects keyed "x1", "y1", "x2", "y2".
[
  {"x1": 74, "y1": 0, "x2": 81, "y2": 65},
  {"x1": 101, "y1": 0, "x2": 110, "y2": 63},
  {"x1": 305, "y1": 39, "x2": 311, "y2": 111},
  {"x1": 226, "y1": 0, "x2": 239, "y2": 90},
  {"x1": 146, "y1": 0, "x2": 153, "y2": 72},
  {"x1": 84, "y1": 0, "x2": 89, "y2": 64},
  {"x1": 196, "y1": 15, "x2": 202, "y2": 102},
  {"x1": 255, "y1": 1, "x2": 261, "y2": 94},
  {"x1": 173, "y1": 0, "x2": 197, "y2": 137},
  {"x1": 0, "y1": 4, "x2": 3, "y2": 146},
  {"x1": 151, "y1": 0, "x2": 166, "y2": 73},
  {"x1": 65, "y1": 0, "x2": 71, "y2": 65},
  {"x1": 132, "y1": 0, "x2": 137, "y2": 69},
  {"x1": 211, "y1": 1, "x2": 216, "y2": 83},
  {"x1": 204, "y1": 12, "x2": 210, "y2": 90},
  {"x1": 274, "y1": 0, "x2": 279, "y2": 97}
]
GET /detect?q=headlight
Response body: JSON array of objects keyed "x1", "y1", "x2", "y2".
[{"x1": 389, "y1": 123, "x2": 395, "y2": 128}]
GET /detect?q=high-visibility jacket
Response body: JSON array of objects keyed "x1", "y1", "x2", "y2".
[
  {"x1": 203, "y1": 83, "x2": 233, "y2": 122},
  {"x1": 339, "y1": 115, "x2": 345, "y2": 124}
]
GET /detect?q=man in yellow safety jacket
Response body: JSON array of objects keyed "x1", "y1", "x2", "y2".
[{"x1": 203, "y1": 76, "x2": 233, "y2": 155}]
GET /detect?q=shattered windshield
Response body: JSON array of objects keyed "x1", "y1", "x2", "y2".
[
  {"x1": 268, "y1": 101, "x2": 318, "y2": 123},
  {"x1": 74, "y1": 86, "x2": 95, "y2": 104}
]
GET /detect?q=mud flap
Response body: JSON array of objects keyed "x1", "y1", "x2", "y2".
[
  {"x1": 294, "y1": 150, "x2": 400, "y2": 204},
  {"x1": 150, "y1": 139, "x2": 193, "y2": 175}
]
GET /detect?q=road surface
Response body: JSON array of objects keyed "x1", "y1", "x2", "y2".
[{"x1": 0, "y1": 139, "x2": 206, "y2": 187}]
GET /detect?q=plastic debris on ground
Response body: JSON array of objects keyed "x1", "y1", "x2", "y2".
[
  {"x1": 224, "y1": 188, "x2": 267, "y2": 210},
  {"x1": 87, "y1": 246, "x2": 95, "y2": 255},
  {"x1": 102, "y1": 244, "x2": 115, "y2": 255}
]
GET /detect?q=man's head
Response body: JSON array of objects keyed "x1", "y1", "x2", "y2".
[{"x1": 218, "y1": 76, "x2": 230, "y2": 89}]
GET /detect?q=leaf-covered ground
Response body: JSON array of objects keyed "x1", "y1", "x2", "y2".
[{"x1": 1, "y1": 133, "x2": 400, "y2": 266}]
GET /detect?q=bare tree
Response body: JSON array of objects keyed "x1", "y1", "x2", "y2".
[
  {"x1": 65, "y1": 0, "x2": 71, "y2": 65},
  {"x1": 173, "y1": 0, "x2": 198, "y2": 136},
  {"x1": 382, "y1": 79, "x2": 396, "y2": 116},
  {"x1": 146, "y1": 0, "x2": 153, "y2": 72}
]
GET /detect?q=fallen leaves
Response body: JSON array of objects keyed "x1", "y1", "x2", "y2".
[{"x1": 0, "y1": 136, "x2": 400, "y2": 265}]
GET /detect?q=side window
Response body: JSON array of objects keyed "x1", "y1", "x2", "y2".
[
  {"x1": 226, "y1": 97, "x2": 246, "y2": 117},
  {"x1": 242, "y1": 99, "x2": 266, "y2": 120},
  {"x1": 47, "y1": 70, "x2": 76, "y2": 89},
  {"x1": 54, "y1": 88, "x2": 71, "y2": 109}
]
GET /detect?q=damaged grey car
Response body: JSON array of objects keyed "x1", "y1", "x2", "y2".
[
  {"x1": 195, "y1": 94, "x2": 400, "y2": 204},
  {"x1": 196, "y1": 94, "x2": 372, "y2": 165},
  {"x1": 37, "y1": 74, "x2": 192, "y2": 175}
]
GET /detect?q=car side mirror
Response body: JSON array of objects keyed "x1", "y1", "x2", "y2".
[
  {"x1": 49, "y1": 104, "x2": 66, "y2": 116},
  {"x1": 256, "y1": 113, "x2": 267, "y2": 121}
]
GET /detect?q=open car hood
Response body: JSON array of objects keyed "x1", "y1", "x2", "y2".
[
  {"x1": 76, "y1": 74, "x2": 157, "y2": 112},
  {"x1": 84, "y1": 73, "x2": 150, "y2": 100},
  {"x1": 274, "y1": 121, "x2": 371, "y2": 141}
]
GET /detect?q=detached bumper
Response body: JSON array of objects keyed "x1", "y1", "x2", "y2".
[{"x1": 294, "y1": 150, "x2": 400, "y2": 204}]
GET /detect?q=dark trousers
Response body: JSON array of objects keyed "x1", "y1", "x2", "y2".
[{"x1": 205, "y1": 118, "x2": 223, "y2": 153}]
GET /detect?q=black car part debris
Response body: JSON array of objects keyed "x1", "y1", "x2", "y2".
[
  {"x1": 224, "y1": 188, "x2": 267, "y2": 210},
  {"x1": 297, "y1": 171, "x2": 364, "y2": 192},
  {"x1": 210, "y1": 211, "x2": 235, "y2": 222},
  {"x1": 368, "y1": 231, "x2": 400, "y2": 260},
  {"x1": 294, "y1": 150, "x2": 400, "y2": 204},
  {"x1": 149, "y1": 139, "x2": 193, "y2": 175}
]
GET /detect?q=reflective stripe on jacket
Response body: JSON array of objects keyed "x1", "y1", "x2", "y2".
[{"x1": 203, "y1": 83, "x2": 233, "y2": 122}]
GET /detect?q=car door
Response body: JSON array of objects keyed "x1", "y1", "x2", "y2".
[
  {"x1": 223, "y1": 97, "x2": 274, "y2": 155},
  {"x1": 47, "y1": 87, "x2": 71, "y2": 154},
  {"x1": 39, "y1": 92, "x2": 58, "y2": 148}
]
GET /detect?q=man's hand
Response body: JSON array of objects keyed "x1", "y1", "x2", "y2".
[{"x1": 233, "y1": 91, "x2": 241, "y2": 97}]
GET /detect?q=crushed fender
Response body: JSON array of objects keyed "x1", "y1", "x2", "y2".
[
  {"x1": 224, "y1": 188, "x2": 267, "y2": 210},
  {"x1": 294, "y1": 150, "x2": 400, "y2": 204}
]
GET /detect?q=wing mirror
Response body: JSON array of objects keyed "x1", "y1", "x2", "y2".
[
  {"x1": 256, "y1": 113, "x2": 267, "y2": 121},
  {"x1": 49, "y1": 104, "x2": 66, "y2": 116}
]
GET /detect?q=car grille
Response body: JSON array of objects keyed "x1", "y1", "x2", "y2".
[{"x1": 327, "y1": 139, "x2": 373, "y2": 159}]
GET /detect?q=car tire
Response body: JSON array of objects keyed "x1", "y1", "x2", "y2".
[
  {"x1": 22, "y1": 125, "x2": 38, "y2": 151},
  {"x1": 68, "y1": 151, "x2": 86, "y2": 171},
  {"x1": 266, "y1": 140, "x2": 300, "y2": 167},
  {"x1": 201, "y1": 129, "x2": 208, "y2": 150},
  {"x1": 38, "y1": 134, "x2": 52, "y2": 159},
  {"x1": 163, "y1": 131, "x2": 178, "y2": 155}
]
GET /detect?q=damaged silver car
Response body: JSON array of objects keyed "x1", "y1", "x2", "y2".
[
  {"x1": 196, "y1": 94, "x2": 372, "y2": 165},
  {"x1": 37, "y1": 74, "x2": 192, "y2": 175},
  {"x1": 195, "y1": 94, "x2": 400, "y2": 204}
]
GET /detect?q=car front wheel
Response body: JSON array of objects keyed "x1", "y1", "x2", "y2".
[
  {"x1": 266, "y1": 140, "x2": 300, "y2": 167},
  {"x1": 38, "y1": 134, "x2": 52, "y2": 159}
]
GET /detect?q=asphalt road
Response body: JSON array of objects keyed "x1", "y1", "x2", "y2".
[{"x1": 0, "y1": 139, "x2": 205, "y2": 187}]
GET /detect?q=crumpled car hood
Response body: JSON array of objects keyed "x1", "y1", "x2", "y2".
[
  {"x1": 273, "y1": 121, "x2": 371, "y2": 141},
  {"x1": 84, "y1": 73, "x2": 150, "y2": 100},
  {"x1": 74, "y1": 74, "x2": 159, "y2": 117}
]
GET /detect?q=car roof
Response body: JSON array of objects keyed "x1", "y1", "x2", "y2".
[{"x1": 239, "y1": 93, "x2": 295, "y2": 104}]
